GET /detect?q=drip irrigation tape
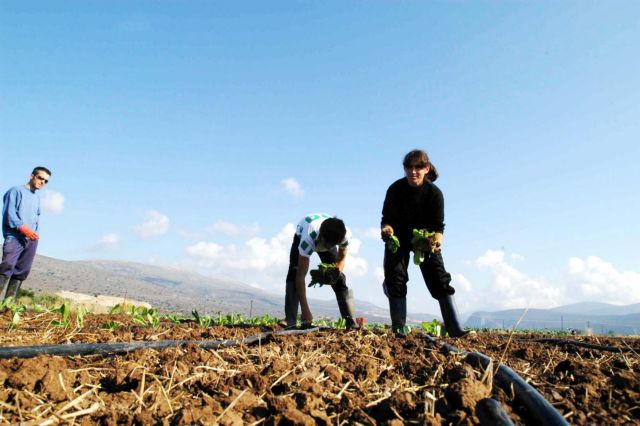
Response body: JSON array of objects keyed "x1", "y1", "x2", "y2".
[
  {"x1": 423, "y1": 334, "x2": 569, "y2": 426},
  {"x1": 274, "y1": 326, "x2": 327, "y2": 336},
  {"x1": 517, "y1": 338, "x2": 640, "y2": 353},
  {"x1": 476, "y1": 398, "x2": 515, "y2": 426},
  {"x1": 0, "y1": 331, "x2": 273, "y2": 359}
]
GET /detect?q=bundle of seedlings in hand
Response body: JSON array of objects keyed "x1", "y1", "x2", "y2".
[
  {"x1": 309, "y1": 263, "x2": 340, "y2": 287},
  {"x1": 411, "y1": 228, "x2": 436, "y2": 265},
  {"x1": 386, "y1": 235, "x2": 400, "y2": 253}
]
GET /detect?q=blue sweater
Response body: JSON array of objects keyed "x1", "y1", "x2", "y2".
[{"x1": 2, "y1": 186, "x2": 41, "y2": 239}]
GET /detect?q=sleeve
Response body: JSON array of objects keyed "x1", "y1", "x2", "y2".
[
  {"x1": 5, "y1": 188, "x2": 24, "y2": 229},
  {"x1": 298, "y1": 236, "x2": 315, "y2": 257},
  {"x1": 381, "y1": 184, "x2": 399, "y2": 228},
  {"x1": 428, "y1": 187, "x2": 445, "y2": 233}
]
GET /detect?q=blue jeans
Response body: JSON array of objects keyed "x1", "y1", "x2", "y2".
[{"x1": 0, "y1": 237, "x2": 38, "y2": 280}]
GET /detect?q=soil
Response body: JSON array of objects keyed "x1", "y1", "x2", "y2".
[{"x1": 0, "y1": 312, "x2": 638, "y2": 425}]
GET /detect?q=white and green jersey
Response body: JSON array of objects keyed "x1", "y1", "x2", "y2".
[{"x1": 295, "y1": 213, "x2": 351, "y2": 257}]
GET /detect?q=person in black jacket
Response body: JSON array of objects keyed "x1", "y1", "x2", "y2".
[{"x1": 380, "y1": 149, "x2": 467, "y2": 337}]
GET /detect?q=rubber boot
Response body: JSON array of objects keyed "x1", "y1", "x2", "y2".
[
  {"x1": 388, "y1": 297, "x2": 407, "y2": 334},
  {"x1": 284, "y1": 280, "x2": 299, "y2": 327},
  {"x1": 438, "y1": 294, "x2": 467, "y2": 337},
  {"x1": 0, "y1": 275, "x2": 10, "y2": 300},
  {"x1": 335, "y1": 288, "x2": 357, "y2": 329},
  {"x1": 4, "y1": 278, "x2": 23, "y2": 301}
]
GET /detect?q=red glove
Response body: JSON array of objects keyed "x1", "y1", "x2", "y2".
[{"x1": 18, "y1": 224, "x2": 39, "y2": 241}]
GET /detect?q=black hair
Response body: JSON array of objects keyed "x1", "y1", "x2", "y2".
[
  {"x1": 32, "y1": 166, "x2": 52, "y2": 176},
  {"x1": 319, "y1": 217, "x2": 347, "y2": 246}
]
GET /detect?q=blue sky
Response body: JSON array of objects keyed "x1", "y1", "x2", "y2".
[{"x1": 2, "y1": 1, "x2": 639, "y2": 316}]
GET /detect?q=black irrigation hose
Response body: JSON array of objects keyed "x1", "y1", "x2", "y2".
[
  {"x1": 0, "y1": 325, "x2": 333, "y2": 360},
  {"x1": 0, "y1": 331, "x2": 272, "y2": 359},
  {"x1": 476, "y1": 398, "x2": 515, "y2": 426},
  {"x1": 423, "y1": 334, "x2": 569, "y2": 426},
  {"x1": 517, "y1": 338, "x2": 640, "y2": 353}
]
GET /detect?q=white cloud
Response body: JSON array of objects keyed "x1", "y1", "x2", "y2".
[
  {"x1": 207, "y1": 221, "x2": 261, "y2": 237},
  {"x1": 566, "y1": 256, "x2": 640, "y2": 305},
  {"x1": 90, "y1": 233, "x2": 120, "y2": 251},
  {"x1": 473, "y1": 249, "x2": 563, "y2": 311},
  {"x1": 41, "y1": 190, "x2": 64, "y2": 214},
  {"x1": 182, "y1": 223, "x2": 371, "y2": 295},
  {"x1": 344, "y1": 254, "x2": 368, "y2": 277},
  {"x1": 133, "y1": 210, "x2": 170, "y2": 239},
  {"x1": 452, "y1": 273, "x2": 472, "y2": 292},
  {"x1": 374, "y1": 267, "x2": 385, "y2": 283},
  {"x1": 185, "y1": 224, "x2": 294, "y2": 273},
  {"x1": 360, "y1": 227, "x2": 382, "y2": 240},
  {"x1": 280, "y1": 178, "x2": 304, "y2": 198},
  {"x1": 347, "y1": 237, "x2": 362, "y2": 254}
]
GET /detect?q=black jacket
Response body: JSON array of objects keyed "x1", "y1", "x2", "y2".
[{"x1": 381, "y1": 178, "x2": 445, "y2": 245}]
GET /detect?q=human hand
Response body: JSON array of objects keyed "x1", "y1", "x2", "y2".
[
  {"x1": 431, "y1": 233, "x2": 443, "y2": 253},
  {"x1": 19, "y1": 224, "x2": 39, "y2": 241},
  {"x1": 301, "y1": 307, "x2": 313, "y2": 325},
  {"x1": 381, "y1": 225, "x2": 394, "y2": 242}
]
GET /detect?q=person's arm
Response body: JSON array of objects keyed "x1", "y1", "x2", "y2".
[
  {"x1": 5, "y1": 189, "x2": 38, "y2": 240},
  {"x1": 381, "y1": 183, "x2": 400, "y2": 242},
  {"x1": 428, "y1": 185, "x2": 445, "y2": 252},
  {"x1": 335, "y1": 246, "x2": 348, "y2": 272},
  {"x1": 5, "y1": 188, "x2": 24, "y2": 230},
  {"x1": 295, "y1": 254, "x2": 312, "y2": 323}
]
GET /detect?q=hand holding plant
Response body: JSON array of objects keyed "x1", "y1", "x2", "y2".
[
  {"x1": 411, "y1": 228, "x2": 436, "y2": 265},
  {"x1": 308, "y1": 263, "x2": 340, "y2": 287}
]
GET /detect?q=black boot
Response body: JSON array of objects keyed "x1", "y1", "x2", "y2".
[
  {"x1": 4, "y1": 278, "x2": 23, "y2": 301},
  {"x1": 388, "y1": 297, "x2": 407, "y2": 334},
  {"x1": 335, "y1": 289, "x2": 357, "y2": 329},
  {"x1": 438, "y1": 294, "x2": 467, "y2": 337},
  {"x1": 0, "y1": 275, "x2": 10, "y2": 300}
]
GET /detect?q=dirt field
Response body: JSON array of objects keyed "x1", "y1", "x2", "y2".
[{"x1": 0, "y1": 311, "x2": 638, "y2": 425}]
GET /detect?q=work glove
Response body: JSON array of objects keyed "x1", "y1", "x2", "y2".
[{"x1": 19, "y1": 224, "x2": 39, "y2": 241}]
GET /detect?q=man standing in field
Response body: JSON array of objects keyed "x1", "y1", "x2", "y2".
[
  {"x1": 0, "y1": 166, "x2": 51, "y2": 301},
  {"x1": 285, "y1": 213, "x2": 358, "y2": 328}
]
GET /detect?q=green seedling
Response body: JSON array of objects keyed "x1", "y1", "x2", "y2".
[
  {"x1": 4, "y1": 299, "x2": 27, "y2": 328},
  {"x1": 421, "y1": 319, "x2": 443, "y2": 337},
  {"x1": 411, "y1": 228, "x2": 436, "y2": 265},
  {"x1": 49, "y1": 302, "x2": 71, "y2": 328},
  {"x1": 192, "y1": 310, "x2": 213, "y2": 328},
  {"x1": 75, "y1": 306, "x2": 88, "y2": 329},
  {"x1": 309, "y1": 263, "x2": 340, "y2": 287},
  {"x1": 333, "y1": 317, "x2": 346, "y2": 329},
  {"x1": 101, "y1": 321, "x2": 120, "y2": 331},
  {"x1": 163, "y1": 313, "x2": 182, "y2": 325},
  {"x1": 386, "y1": 235, "x2": 400, "y2": 253},
  {"x1": 133, "y1": 307, "x2": 160, "y2": 328}
]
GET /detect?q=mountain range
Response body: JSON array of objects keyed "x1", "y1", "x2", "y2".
[{"x1": 23, "y1": 255, "x2": 640, "y2": 335}]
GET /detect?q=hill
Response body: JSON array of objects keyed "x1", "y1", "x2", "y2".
[{"x1": 466, "y1": 305, "x2": 640, "y2": 336}]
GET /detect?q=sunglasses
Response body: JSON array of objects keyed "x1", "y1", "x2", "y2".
[{"x1": 35, "y1": 176, "x2": 49, "y2": 184}]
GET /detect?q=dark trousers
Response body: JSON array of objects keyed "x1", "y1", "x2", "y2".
[
  {"x1": 383, "y1": 246, "x2": 454, "y2": 300},
  {"x1": 0, "y1": 237, "x2": 38, "y2": 280},
  {"x1": 285, "y1": 235, "x2": 348, "y2": 323}
]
